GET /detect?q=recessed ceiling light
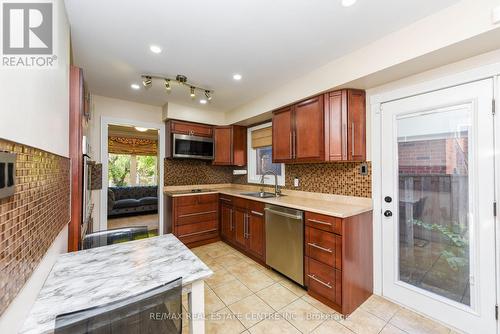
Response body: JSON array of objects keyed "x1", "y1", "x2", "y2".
[
  {"x1": 199, "y1": 99, "x2": 207, "y2": 105},
  {"x1": 149, "y1": 45, "x2": 162, "y2": 54},
  {"x1": 341, "y1": 0, "x2": 357, "y2": 7},
  {"x1": 135, "y1": 127, "x2": 149, "y2": 132},
  {"x1": 233, "y1": 73, "x2": 242, "y2": 81},
  {"x1": 130, "y1": 83, "x2": 140, "y2": 90}
]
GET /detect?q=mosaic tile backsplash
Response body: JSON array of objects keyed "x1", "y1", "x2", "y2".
[
  {"x1": 164, "y1": 159, "x2": 234, "y2": 186},
  {"x1": 0, "y1": 139, "x2": 70, "y2": 315},
  {"x1": 165, "y1": 158, "x2": 371, "y2": 198}
]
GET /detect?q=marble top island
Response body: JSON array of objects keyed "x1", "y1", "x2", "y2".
[{"x1": 20, "y1": 234, "x2": 213, "y2": 334}]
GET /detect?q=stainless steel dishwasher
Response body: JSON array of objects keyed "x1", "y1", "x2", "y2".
[{"x1": 265, "y1": 204, "x2": 304, "y2": 285}]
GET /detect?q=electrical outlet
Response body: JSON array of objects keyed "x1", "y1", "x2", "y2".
[
  {"x1": 294, "y1": 177, "x2": 300, "y2": 187},
  {"x1": 359, "y1": 162, "x2": 368, "y2": 176}
]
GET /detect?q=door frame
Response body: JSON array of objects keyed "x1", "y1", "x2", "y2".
[
  {"x1": 100, "y1": 116, "x2": 166, "y2": 235},
  {"x1": 370, "y1": 61, "x2": 500, "y2": 330}
]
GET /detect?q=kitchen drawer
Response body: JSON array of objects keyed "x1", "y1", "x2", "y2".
[
  {"x1": 248, "y1": 200, "x2": 265, "y2": 215},
  {"x1": 175, "y1": 194, "x2": 218, "y2": 207},
  {"x1": 233, "y1": 197, "x2": 249, "y2": 209},
  {"x1": 176, "y1": 202, "x2": 218, "y2": 217},
  {"x1": 178, "y1": 229, "x2": 219, "y2": 246},
  {"x1": 176, "y1": 210, "x2": 218, "y2": 225},
  {"x1": 306, "y1": 227, "x2": 342, "y2": 269},
  {"x1": 305, "y1": 212, "x2": 342, "y2": 235},
  {"x1": 219, "y1": 195, "x2": 233, "y2": 204},
  {"x1": 306, "y1": 257, "x2": 342, "y2": 305},
  {"x1": 176, "y1": 220, "x2": 218, "y2": 237}
]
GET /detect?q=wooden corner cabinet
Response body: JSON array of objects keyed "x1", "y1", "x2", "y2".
[
  {"x1": 304, "y1": 210, "x2": 373, "y2": 315},
  {"x1": 213, "y1": 125, "x2": 247, "y2": 166},
  {"x1": 272, "y1": 89, "x2": 366, "y2": 163}
]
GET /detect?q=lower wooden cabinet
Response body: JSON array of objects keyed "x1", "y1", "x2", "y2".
[
  {"x1": 168, "y1": 193, "x2": 220, "y2": 248},
  {"x1": 304, "y1": 210, "x2": 373, "y2": 315},
  {"x1": 219, "y1": 195, "x2": 266, "y2": 262}
]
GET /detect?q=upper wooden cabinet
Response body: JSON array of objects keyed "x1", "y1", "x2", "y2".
[
  {"x1": 213, "y1": 125, "x2": 247, "y2": 166},
  {"x1": 272, "y1": 89, "x2": 366, "y2": 163},
  {"x1": 169, "y1": 120, "x2": 213, "y2": 137},
  {"x1": 325, "y1": 90, "x2": 366, "y2": 161}
]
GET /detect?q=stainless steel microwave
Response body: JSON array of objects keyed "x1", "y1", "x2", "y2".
[{"x1": 172, "y1": 133, "x2": 214, "y2": 160}]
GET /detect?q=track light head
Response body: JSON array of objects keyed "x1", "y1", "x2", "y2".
[
  {"x1": 164, "y1": 79, "x2": 171, "y2": 91},
  {"x1": 190, "y1": 86, "x2": 196, "y2": 98},
  {"x1": 205, "y1": 90, "x2": 212, "y2": 101},
  {"x1": 142, "y1": 76, "x2": 152, "y2": 88}
]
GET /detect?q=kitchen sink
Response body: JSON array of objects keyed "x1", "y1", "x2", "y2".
[{"x1": 240, "y1": 192, "x2": 285, "y2": 198}]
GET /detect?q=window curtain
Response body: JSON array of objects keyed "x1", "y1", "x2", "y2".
[
  {"x1": 251, "y1": 126, "x2": 272, "y2": 148},
  {"x1": 108, "y1": 137, "x2": 157, "y2": 156}
]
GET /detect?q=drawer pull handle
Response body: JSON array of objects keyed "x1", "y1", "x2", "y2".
[
  {"x1": 307, "y1": 274, "x2": 333, "y2": 289},
  {"x1": 220, "y1": 198, "x2": 232, "y2": 202},
  {"x1": 180, "y1": 228, "x2": 218, "y2": 237},
  {"x1": 179, "y1": 210, "x2": 217, "y2": 218},
  {"x1": 308, "y1": 219, "x2": 333, "y2": 226},
  {"x1": 307, "y1": 243, "x2": 332, "y2": 253},
  {"x1": 250, "y1": 210, "x2": 264, "y2": 216}
]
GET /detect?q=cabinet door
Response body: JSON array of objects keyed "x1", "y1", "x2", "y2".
[
  {"x1": 247, "y1": 211, "x2": 265, "y2": 260},
  {"x1": 171, "y1": 121, "x2": 213, "y2": 137},
  {"x1": 220, "y1": 202, "x2": 234, "y2": 241},
  {"x1": 213, "y1": 126, "x2": 232, "y2": 165},
  {"x1": 326, "y1": 91, "x2": 347, "y2": 161},
  {"x1": 272, "y1": 106, "x2": 293, "y2": 162},
  {"x1": 233, "y1": 208, "x2": 247, "y2": 249},
  {"x1": 294, "y1": 96, "x2": 325, "y2": 161},
  {"x1": 347, "y1": 90, "x2": 366, "y2": 161}
]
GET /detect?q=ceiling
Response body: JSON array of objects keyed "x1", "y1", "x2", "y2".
[{"x1": 65, "y1": 0, "x2": 459, "y2": 113}]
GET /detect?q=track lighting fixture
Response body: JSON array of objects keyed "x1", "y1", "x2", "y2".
[
  {"x1": 205, "y1": 90, "x2": 212, "y2": 101},
  {"x1": 142, "y1": 76, "x2": 152, "y2": 88},
  {"x1": 139, "y1": 74, "x2": 213, "y2": 101}
]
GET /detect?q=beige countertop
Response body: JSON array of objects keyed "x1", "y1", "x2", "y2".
[{"x1": 164, "y1": 184, "x2": 372, "y2": 218}]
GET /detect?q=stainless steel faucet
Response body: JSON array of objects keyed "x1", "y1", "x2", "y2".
[{"x1": 260, "y1": 169, "x2": 282, "y2": 197}]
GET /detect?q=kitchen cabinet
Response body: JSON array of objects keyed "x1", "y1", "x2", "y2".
[
  {"x1": 304, "y1": 210, "x2": 372, "y2": 315},
  {"x1": 167, "y1": 193, "x2": 219, "y2": 248},
  {"x1": 168, "y1": 120, "x2": 213, "y2": 137},
  {"x1": 220, "y1": 197, "x2": 234, "y2": 241},
  {"x1": 325, "y1": 89, "x2": 366, "y2": 161},
  {"x1": 272, "y1": 106, "x2": 293, "y2": 161},
  {"x1": 219, "y1": 195, "x2": 266, "y2": 262},
  {"x1": 272, "y1": 89, "x2": 366, "y2": 163},
  {"x1": 213, "y1": 125, "x2": 247, "y2": 166}
]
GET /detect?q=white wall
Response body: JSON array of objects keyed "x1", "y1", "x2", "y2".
[
  {"x1": 226, "y1": 0, "x2": 500, "y2": 131},
  {"x1": 0, "y1": 2, "x2": 70, "y2": 330},
  {"x1": 89, "y1": 95, "x2": 163, "y2": 230},
  {"x1": 0, "y1": 0, "x2": 70, "y2": 158},
  {"x1": 163, "y1": 102, "x2": 226, "y2": 125}
]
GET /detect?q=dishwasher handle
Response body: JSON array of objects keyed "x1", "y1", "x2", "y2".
[{"x1": 264, "y1": 207, "x2": 303, "y2": 220}]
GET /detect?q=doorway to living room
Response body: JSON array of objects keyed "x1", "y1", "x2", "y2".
[{"x1": 105, "y1": 124, "x2": 160, "y2": 236}]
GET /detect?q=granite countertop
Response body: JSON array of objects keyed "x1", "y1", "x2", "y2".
[
  {"x1": 20, "y1": 234, "x2": 213, "y2": 334},
  {"x1": 165, "y1": 184, "x2": 372, "y2": 218}
]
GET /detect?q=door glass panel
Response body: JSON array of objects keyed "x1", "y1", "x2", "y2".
[{"x1": 397, "y1": 106, "x2": 471, "y2": 306}]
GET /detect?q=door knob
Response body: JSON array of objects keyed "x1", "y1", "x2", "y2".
[
  {"x1": 384, "y1": 196, "x2": 392, "y2": 203},
  {"x1": 384, "y1": 210, "x2": 393, "y2": 217}
]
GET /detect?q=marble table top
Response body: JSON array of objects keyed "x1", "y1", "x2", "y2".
[{"x1": 20, "y1": 234, "x2": 212, "y2": 334}]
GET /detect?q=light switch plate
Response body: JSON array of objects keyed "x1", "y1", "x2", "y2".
[{"x1": 0, "y1": 152, "x2": 16, "y2": 199}]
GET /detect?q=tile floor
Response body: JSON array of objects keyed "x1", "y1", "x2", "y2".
[
  {"x1": 107, "y1": 213, "x2": 158, "y2": 231},
  {"x1": 183, "y1": 241, "x2": 456, "y2": 334}
]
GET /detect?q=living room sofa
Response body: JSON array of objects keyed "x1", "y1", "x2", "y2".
[{"x1": 108, "y1": 186, "x2": 158, "y2": 217}]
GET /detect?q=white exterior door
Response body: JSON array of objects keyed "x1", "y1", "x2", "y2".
[{"x1": 381, "y1": 79, "x2": 497, "y2": 333}]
